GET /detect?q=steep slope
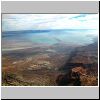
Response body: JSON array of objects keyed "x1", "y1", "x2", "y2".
[
  {"x1": 70, "y1": 42, "x2": 98, "y2": 64},
  {"x1": 57, "y1": 42, "x2": 98, "y2": 86}
]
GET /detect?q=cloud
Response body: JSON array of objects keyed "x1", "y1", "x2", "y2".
[
  {"x1": 2, "y1": 14, "x2": 99, "y2": 34},
  {"x1": 70, "y1": 14, "x2": 87, "y2": 19}
]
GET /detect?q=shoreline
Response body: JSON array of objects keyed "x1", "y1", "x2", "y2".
[{"x1": 2, "y1": 47, "x2": 34, "y2": 52}]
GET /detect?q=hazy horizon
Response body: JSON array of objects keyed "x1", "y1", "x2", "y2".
[{"x1": 2, "y1": 14, "x2": 99, "y2": 50}]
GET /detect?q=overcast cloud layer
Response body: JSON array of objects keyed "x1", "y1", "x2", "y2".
[{"x1": 2, "y1": 14, "x2": 99, "y2": 32}]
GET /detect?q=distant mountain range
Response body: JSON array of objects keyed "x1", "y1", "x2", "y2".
[{"x1": 2, "y1": 29, "x2": 95, "y2": 34}]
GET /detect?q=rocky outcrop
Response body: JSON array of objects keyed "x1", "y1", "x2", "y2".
[
  {"x1": 56, "y1": 66, "x2": 98, "y2": 86},
  {"x1": 56, "y1": 68, "x2": 82, "y2": 86}
]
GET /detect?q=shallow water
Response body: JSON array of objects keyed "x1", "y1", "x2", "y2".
[{"x1": 2, "y1": 29, "x2": 96, "y2": 50}]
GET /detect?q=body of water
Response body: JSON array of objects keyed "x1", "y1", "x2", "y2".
[{"x1": 2, "y1": 29, "x2": 97, "y2": 51}]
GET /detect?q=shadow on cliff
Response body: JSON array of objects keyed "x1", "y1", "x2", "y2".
[{"x1": 56, "y1": 70, "x2": 81, "y2": 86}]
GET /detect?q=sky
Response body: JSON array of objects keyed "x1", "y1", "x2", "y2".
[
  {"x1": 2, "y1": 14, "x2": 99, "y2": 32},
  {"x1": 2, "y1": 14, "x2": 99, "y2": 50}
]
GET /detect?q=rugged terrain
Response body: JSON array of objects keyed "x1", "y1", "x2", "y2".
[
  {"x1": 58, "y1": 42, "x2": 98, "y2": 86},
  {"x1": 2, "y1": 42, "x2": 98, "y2": 86}
]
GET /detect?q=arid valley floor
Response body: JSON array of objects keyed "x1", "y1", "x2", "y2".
[{"x1": 2, "y1": 42, "x2": 98, "y2": 86}]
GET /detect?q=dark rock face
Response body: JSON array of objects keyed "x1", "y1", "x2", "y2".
[
  {"x1": 56, "y1": 70, "x2": 81, "y2": 86},
  {"x1": 56, "y1": 70, "x2": 72, "y2": 86},
  {"x1": 72, "y1": 72, "x2": 81, "y2": 86},
  {"x1": 56, "y1": 61, "x2": 98, "y2": 86}
]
